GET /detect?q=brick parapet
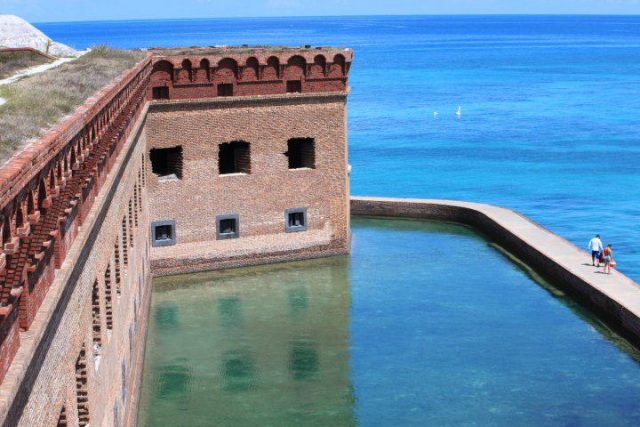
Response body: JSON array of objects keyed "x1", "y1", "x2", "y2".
[
  {"x1": 148, "y1": 47, "x2": 352, "y2": 100},
  {"x1": 0, "y1": 101, "x2": 150, "y2": 426},
  {"x1": 0, "y1": 54, "x2": 152, "y2": 206},
  {"x1": 0, "y1": 52, "x2": 152, "y2": 387}
]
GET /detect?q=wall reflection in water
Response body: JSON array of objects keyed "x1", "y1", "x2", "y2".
[{"x1": 138, "y1": 257, "x2": 355, "y2": 427}]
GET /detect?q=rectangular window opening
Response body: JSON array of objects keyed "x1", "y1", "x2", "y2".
[
  {"x1": 286, "y1": 138, "x2": 315, "y2": 169},
  {"x1": 152, "y1": 86, "x2": 169, "y2": 100},
  {"x1": 151, "y1": 220, "x2": 176, "y2": 247},
  {"x1": 287, "y1": 80, "x2": 302, "y2": 93},
  {"x1": 149, "y1": 146, "x2": 183, "y2": 180},
  {"x1": 216, "y1": 214, "x2": 239, "y2": 240},
  {"x1": 285, "y1": 208, "x2": 308, "y2": 233},
  {"x1": 218, "y1": 141, "x2": 250, "y2": 175},
  {"x1": 217, "y1": 83, "x2": 234, "y2": 97}
]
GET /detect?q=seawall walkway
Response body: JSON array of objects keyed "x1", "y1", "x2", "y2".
[{"x1": 351, "y1": 196, "x2": 640, "y2": 347}]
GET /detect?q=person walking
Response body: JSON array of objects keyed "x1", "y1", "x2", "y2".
[
  {"x1": 603, "y1": 244, "x2": 614, "y2": 274},
  {"x1": 588, "y1": 234, "x2": 603, "y2": 267}
]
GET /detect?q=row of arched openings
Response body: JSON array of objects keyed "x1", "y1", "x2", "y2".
[
  {"x1": 0, "y1": 61, "x2": 150, "y2": 254},
  {"x1": 155, "y1": 53, "x2": 347, "y2": 83}
]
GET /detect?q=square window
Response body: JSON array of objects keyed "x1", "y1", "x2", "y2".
[
  {"x1": 285, "y1": 208, "x2": 308, "y2": 233},
  {"x1": 152, "y1": 86, "x2": 169, "y2": 100},
  {"x1": 151, "y1": 220, "x2": 176, "y2": 247},
  {"x1": 287, "y1": 80, "x2": 302, "y2": 93},
  {"x1": 218, "y1": 83, "x2": 234, "y2": 97},
  {"x1": 286, "y1": 138, "x2": 315, "y2": 169},
  {"x1": 149, "y1": 146, "x2": 183, "y2": 179},
  {"x1": 216, "y1": 214, "x2": 239, "y2": 240},
  {"x1": 219, "y1": 141, "x2": 250, "y2": 175},
  {"x1": 155, "y1": 225, "x2": 172, "y2": 241}
]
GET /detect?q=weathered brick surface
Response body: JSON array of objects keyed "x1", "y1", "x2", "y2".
[
  {"x1": 148, "y1": 47, "x2": 352, "y2": 101},
  {"x1": 0, "y1": 107, "x2": 151, "y2": 427},
  {"x1": 145, "y1": 92, "x2": 351, "y2": 275},
  {"x1": 0, "y1": 46, "x2": 353, "y2": 425}
]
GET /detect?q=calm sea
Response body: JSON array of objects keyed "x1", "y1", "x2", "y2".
[{"x1": 37, "y1": 15, "x2": 640, "y2": 280}]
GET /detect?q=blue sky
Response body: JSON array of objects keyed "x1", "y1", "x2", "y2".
[{"x1": 3, "y1": 0, "x2": 640, "y2": 23}]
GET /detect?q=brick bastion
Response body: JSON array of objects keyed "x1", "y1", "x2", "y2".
[{"x1": 351, "y1": 197, "x2": 640, "y2": 349}]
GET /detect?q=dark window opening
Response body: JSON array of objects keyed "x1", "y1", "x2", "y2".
[
  {"x1": 218, "y1": 141, "x2": 250, "y2": 175},
  {"x1": 152, "y1": 86, "x2": 169, "y2": 100},
  {"x1": 151, "y1": 220, "x2": 176, "y2": 247},
  {"x1": 218, "y1": 83, "x2": 234, "y2": 97},
  {"x1": 287, "y1": 80, "x2": 302, "y2": 93},
  {"x1": 155, "y1": 225, "x2": 172, "y2": 241},
  {"x1": 289, "y1": 212, "x2": 305, "y2": 227},
  {"x1": 286, "y1": 138, "x2": 315, "y2": 169},
  {"x1": 149, "y1": 146, "x2": 183, "y2": 179},
  {"x1": 216, "y1": 214, "x2": 239, "y2": 240},
  {"x1": 285, "y1": 208, "x2": 308, "y2": 233}
]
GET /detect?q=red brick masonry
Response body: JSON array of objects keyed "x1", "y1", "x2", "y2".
[
  {"x1": 0, "y1": 45, "x2": 352, "y2": 425},
  {"x1": 149, "y1": 46, "x2": 353, "y2": 100},
  {"x1": 0, "y1": 52, "x2": 151, "y2": 385}
]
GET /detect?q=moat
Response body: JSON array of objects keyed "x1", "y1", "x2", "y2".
[{"x1": 138, "y1": 217, "x2": 640, "y2": 427}]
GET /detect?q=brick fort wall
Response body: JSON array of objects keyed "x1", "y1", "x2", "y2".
[{"x1": 146, "y1": 92, "x2": 350, "y2": 275}]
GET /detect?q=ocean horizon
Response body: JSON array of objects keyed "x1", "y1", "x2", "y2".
[{"x1": 37, "y1": 15, "x2": 640, "y2": 281}]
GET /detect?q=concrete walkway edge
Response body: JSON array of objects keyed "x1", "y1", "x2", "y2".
[{"x1": 351, "y1": 196, "x2": 640, "y2": 347}]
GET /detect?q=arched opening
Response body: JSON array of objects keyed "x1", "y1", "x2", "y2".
[
  {"x1": 217, "y1": 58, "x2": 239, "y2": 80},
  {"x1": 2, "y1": 215, "x2": 11, "y2": 245},
  {"x1": 285, "y1": 55, "x2": 307, "y2": 79},
  {"x1": 332, "y1": 54, "x2": 346, "y2": 76},
  {"x1": 15, "y1": 204, "x2": 24, "y2": 230},
  {"x1": 312, "y1": 54, "x2": 326, "y2": 77},
  {"x1": 181, "y1": 59, "x2": 193, "y2": 81},
  {"x1": 70, "y1": 148, "x2": 77, "y2": 170},
  {"x1": 243, "y1": 57, "x2": 259, "y2": 81},
  {"x1": 26, "y1": 191, "x2": 35, "y2": 215},
  {"x1": 199, "y1": 58, "x2": 210, "y2": 81},
  {"x1": 38, "y1": 178, "x2": 47, "y2": 211},
  {"x1": 265, "y1": 56, "x2": 280, "y2": 79}
]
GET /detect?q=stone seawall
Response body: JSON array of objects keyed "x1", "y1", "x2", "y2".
[{"x1": 351, "y1": 196, "x2": 640, "y2": 349}]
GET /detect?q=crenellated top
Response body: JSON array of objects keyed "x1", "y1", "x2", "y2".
[{"x1": 148, "y1": 46, "x2": 353, "y2": 100}]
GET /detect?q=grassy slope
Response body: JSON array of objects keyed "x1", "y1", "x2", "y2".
[
  {"x1": 0, "y1": 50, "x2": 53, "y2": 79},
  {"x1": 0, "y1": 46, "x2": 145, "y2": 162}
]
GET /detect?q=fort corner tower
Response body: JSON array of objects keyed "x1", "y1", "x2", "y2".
[
  {"x1": 144, "y1": 47, "x2": 354, "y2": 274},
  {"x1": 0, "y1": 43, "x2": 353, "y2": 426}
]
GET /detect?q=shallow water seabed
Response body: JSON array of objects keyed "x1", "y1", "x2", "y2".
[{"x1": 138, "y1": 217, "x2": 640, "y2": 427}]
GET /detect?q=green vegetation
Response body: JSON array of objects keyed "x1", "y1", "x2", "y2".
[
  {"x1": 0, "y1": 50, "x2": 53, "y2": 79},
  {"x1": 152, "y1": 46, "x2": 344, "y2": 56},
  {"x1": 0, "y1": 46, "x2": 145, "y2": 162}
]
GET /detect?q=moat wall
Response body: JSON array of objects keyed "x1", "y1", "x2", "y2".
[{"x1": 351, "y1": 197, "x2": 640, "y2": 350}]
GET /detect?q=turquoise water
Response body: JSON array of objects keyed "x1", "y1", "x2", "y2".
[
  {"x1": 38, "y1": 16, "x2": 640, "y2": 282},
  {"x1": 138, "y1": 218, "x2": 640, "y2": 426}
]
